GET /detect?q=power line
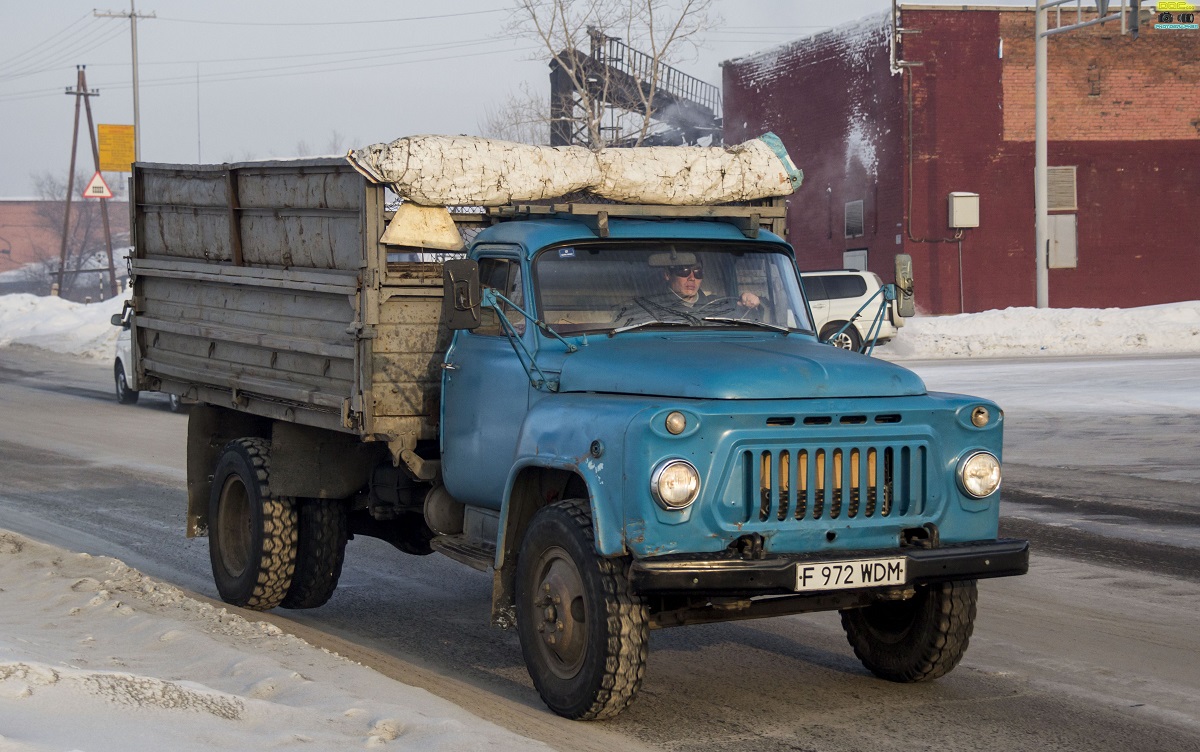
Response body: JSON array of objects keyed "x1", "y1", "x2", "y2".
[
  {"x1": 120, "y1": 44, "x2": 544, "y2": 90},
  {"x1": 0, "y1": 43, "x2": 539, "y2": 103},
  {"x1": 153, "y1": 8, "x2": 509, "y2": 27},
  {"x1": 85, "y1": 35, "x2": 515, "y2": 69},
  {"x1": 0, "y1": 13, "x2": 92, "y2": 70},
  {"x1": 0, "y1": 19, "x2": 124, "y2": 81}
]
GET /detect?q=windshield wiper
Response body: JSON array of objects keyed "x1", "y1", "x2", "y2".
[
  {"x1": 702, "y1": 316, "x2": 790, "y2": 334},
  {"x1": 611, "y1": 320, "x2": 696, "y2": 335}
]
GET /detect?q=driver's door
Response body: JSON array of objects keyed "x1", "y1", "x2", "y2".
[{"x1": 440, "y1": 251, "x2": 533, "y2": 510}]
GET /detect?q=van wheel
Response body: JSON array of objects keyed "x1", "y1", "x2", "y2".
[
  {"x1": 821, "y1": 323, "x2": 862, "y2": 351},
  {"x1": 516, "y1": 499, "x2": 648, "y2": 720},
  {"x1": 840, "y1": 580, "x2": 978, "y2": 682},
  {"x1": 282, "y1": 498, "x2": 348, "y2": 609},
  {"x1": 114, "y1": 362, "x2": 138, "y2": 404},
  {"x1": 208, "y1": 438, "x2": 297, "y2": 610}
]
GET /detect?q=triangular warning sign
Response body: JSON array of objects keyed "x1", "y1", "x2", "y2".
[{"x1": 83, "y1": 171, "x2": 113, "y2": 199}]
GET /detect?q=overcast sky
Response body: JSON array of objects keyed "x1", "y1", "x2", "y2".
[{"x1": 0, "y1": 0, "x2": 904, "y2": 198}]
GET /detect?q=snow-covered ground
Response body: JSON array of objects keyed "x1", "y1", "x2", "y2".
[
  {"x1": 1, "y1": 291, "x2": 1199, "y2": 750},
  {"x1": 0, "y1": 530, "x2": 547, "y2": 752}
]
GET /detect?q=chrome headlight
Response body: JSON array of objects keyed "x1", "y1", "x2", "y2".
[
  {"x1": 958, "y1": 451, "x2": 1001, "y2": 498},
  {"x1": 650, "y1": 459, "x2": 700, "y2": 510}
]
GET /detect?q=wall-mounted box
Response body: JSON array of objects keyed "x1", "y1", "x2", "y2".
[{"x1": 948, "y1": 192, "x2": 980, "y2": 228}]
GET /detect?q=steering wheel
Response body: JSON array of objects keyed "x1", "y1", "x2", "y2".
[{"x1": 695, "y1": 296, "x2": 762, "y2": 320}]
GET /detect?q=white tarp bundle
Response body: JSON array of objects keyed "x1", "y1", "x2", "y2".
[
  {"x1": 347, "y1": 133, "x2": 802, "y2": 207},
  {"x1": 348, "y1": 135, "x2": 601, "y2": 207}
]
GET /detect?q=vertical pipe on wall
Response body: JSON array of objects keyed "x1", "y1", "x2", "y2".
[{"x1": 1035, "y1": 4, "x2": 1050, "y2": 308}]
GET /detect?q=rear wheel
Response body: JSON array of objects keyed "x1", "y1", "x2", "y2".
[
  {"x1": 821, "y1": 322, "x2": 862, "y2": 351},
  {"x1": 208, "y1": 438, "x2": 297, "y2": 610},
  {"x1": 282, "y1": 498, "x2": 348, "y2": 609},
  {"x1": 515, "y1": 499, "x2": 649, "y2": 720},
  {"x1": 840, "y1": 580, "x2": 978, "y2": 682},
  {"x1": 114, "y1": 361, "x2": 138, "y2": 404}
]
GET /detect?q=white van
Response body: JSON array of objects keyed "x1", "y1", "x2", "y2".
[
  {"x1": 112, "y1": 308, "x2": 183, "y2": 411},
  {"x1": 800, "y1": 270, "x2": 902, "y2": 350}
]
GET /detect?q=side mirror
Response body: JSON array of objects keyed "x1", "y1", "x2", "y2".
[
  {"x1": 442, "y1": 259, "x2": 481, "y2": 331},
  {"x1": 110, "y1": 313, "x2": 124, "y2": 327},
  {"x1": 894, "y1": 254, "x2": 915, "y2": 318}
]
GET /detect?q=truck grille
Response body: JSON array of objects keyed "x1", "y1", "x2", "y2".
[{"x1": 739, "y1": 444, "x2": 928, "y2": 523}]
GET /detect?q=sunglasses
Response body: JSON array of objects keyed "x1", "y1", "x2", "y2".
[{"x1": 668, "y1": 265, "x2": 704, "y2": 279}]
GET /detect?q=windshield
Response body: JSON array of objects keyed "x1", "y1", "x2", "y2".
[{"x1": 532, "y1": 242, "x2": 813, "y2": 335}]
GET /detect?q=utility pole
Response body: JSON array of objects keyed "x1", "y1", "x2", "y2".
[
  {"x1": 94, "y1": 2, "x2": 156, "y2": 162},
  {"x1": 57, "y1": 66, "x2": 118, "y2": 298},
  {"x1": 1033, "y1": 0, "x2": 1133, "y2": 308}
]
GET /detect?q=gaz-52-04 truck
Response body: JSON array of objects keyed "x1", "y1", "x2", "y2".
[{"x1": 124, "y1": 152, "x2": 1027, "y2": 720}]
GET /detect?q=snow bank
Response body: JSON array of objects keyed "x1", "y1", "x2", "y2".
[
  {"x1": 0, "y1": 292, "x2": 126, "y2": 360},
  {"x1": 0, "y1": 530, "x2": 546, "y2": 752},
  {"x1": 883, "y1": 302, "x2": 1200, "y2": 359}
]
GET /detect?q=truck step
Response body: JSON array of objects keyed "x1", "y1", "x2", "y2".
[{"x1": 430, "y1": 534, "x2": 496, "y2": 572}]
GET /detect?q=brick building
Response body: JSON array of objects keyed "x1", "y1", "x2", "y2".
[
  {"x1": 722, "y1": 5, "x2": 1200, "y2": 313},
  {"x1": 0, "y1": 199, "x2": 128, "y2": 299}
]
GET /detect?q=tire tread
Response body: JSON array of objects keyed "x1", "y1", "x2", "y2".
[
  {"x1": 841, "y1": 579, "x2": 978, "y2": 683},
  {"x1": 282, "y1": 498, "x2": 347, "y2": 609},
  {"x1": 213, "y1": 438, "x2": 297, "y2": 611}
]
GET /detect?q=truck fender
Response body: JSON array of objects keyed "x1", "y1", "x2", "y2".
[{"x1": 489, "y1": 455, "x2": 622, "y2": 627}]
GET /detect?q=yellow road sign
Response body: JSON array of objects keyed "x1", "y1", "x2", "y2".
[{"x1": 98, "y1": 124, "x2": 135, "y2": 172}]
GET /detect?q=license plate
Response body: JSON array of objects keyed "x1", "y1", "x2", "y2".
[{"x1": 795, "y1": 557, "x2": 907, "y2": 592}]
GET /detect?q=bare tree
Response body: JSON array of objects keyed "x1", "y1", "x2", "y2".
[
  {"x1": 30, "y1": 171, "x2": 124, "y2": 301},
  {"x1": 479, "y1": 82, "x2": 551, "y2": 145},
  {"x1": 509, "y1": 0, "x2": 716, "y2": 148}
]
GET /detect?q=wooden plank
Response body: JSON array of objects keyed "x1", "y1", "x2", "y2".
[
  {"x1": 147, "y1": 329, "x2": 355, "y2": 382},
  {"x1": 226, "y1": 168, "x2": 244, "y2": 266},
  {"x1": 133, "y1": 257, "x2": 359, "y2": 292},
  {"x1": 374, "y1": 321, "x2": 447, "y2": 354},
  {"x1": 137, "y1": 316, "x2": 356, "y2": 360},
  {"x1": 143, "y1": 356, "x2": 346, "y2": 409},
  {"x1": 377, "y1": 297, "x2": 444, "y2": 325}
]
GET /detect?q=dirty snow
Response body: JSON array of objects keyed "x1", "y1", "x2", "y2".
[{"x1": 0, "y1": 530, "x2": 546, "y2": 752}]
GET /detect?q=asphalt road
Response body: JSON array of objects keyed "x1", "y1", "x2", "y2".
[{"x1": 1, "y1": 346, "x2": 1198, "y2": 751}]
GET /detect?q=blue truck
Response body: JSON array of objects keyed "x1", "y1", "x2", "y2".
[{"x1": 128, "y1": 157, "x2": 1028, "y2": 721}]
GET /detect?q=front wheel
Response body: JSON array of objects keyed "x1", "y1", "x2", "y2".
[
  {"x1": 515, "y1": 500, "x2": 649, "y2": 720},
  {"x1": 840, "y1": 579, "x2": 978, "y2": 682},
  {"x1": 114, "y1": 361, "x2": 138, "y2": 404}
]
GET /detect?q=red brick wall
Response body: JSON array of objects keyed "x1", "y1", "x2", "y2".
[
  {"x1": 1000, "y1": 12, "x2": 1200, "y2": 141},
  {"x1": 724, "y1": 8, "x2": 1200, "y2": 313},
  {"x1": 723, "y1": 13, "x2": 906, "y2": 281}
]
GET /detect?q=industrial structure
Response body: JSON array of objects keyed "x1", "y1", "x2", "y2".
[
  {"x1": 723, "y1": 4, "x2": 1199, "y2": 313},
  {"x1": 549, "y1": 27, "x2": 723, "y2": 147}
]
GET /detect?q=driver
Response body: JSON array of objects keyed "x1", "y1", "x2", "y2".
[{"x1": 660, "y1": 261, "x2": 760, "y2": 310}]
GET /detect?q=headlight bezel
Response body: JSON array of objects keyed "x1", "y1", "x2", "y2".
[
  {"x1": 650, "y1": 459, "x2": 701, "y2": 510},
  {"x1": 957, "y1": 450, "x2": 1002, "y2": 499}
]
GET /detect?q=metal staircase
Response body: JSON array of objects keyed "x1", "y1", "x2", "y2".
[{"x1": 549, "y1": 27, "x2": 723, "y2": 148}]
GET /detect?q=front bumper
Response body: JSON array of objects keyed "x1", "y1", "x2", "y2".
[{"x1": 629, "y1": 538, "x2": 1028, "y2": 595}]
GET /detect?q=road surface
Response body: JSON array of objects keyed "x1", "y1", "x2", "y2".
[{"x1": 1, "y1": 346, "x2": 1197, "y2": 751}]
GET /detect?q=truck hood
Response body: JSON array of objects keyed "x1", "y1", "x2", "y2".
[{"x1": 557, "y1": 334, "x2": 926, "y2": 400}]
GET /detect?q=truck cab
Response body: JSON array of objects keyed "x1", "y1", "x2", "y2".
[{"x1": 436, "y1": 205, "x2": 1027, "y2": 719}]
